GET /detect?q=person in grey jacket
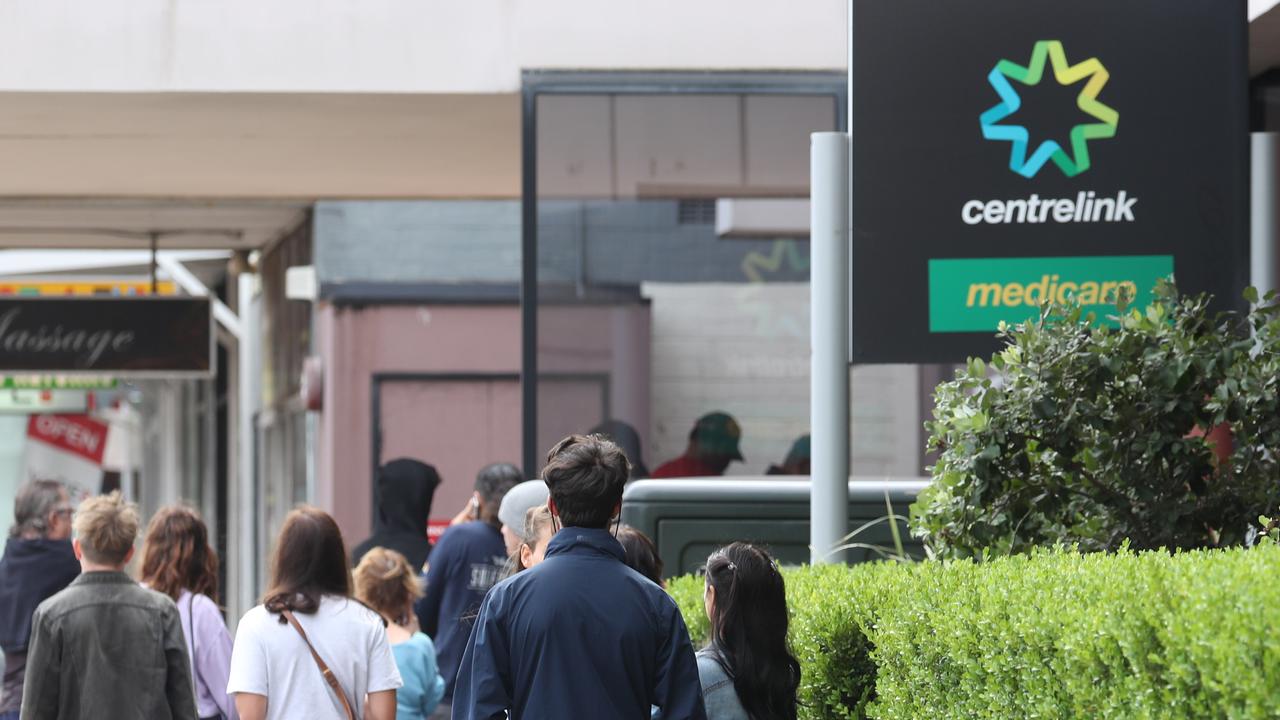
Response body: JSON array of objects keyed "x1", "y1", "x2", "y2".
[{"x1": 21, "y1": 491, "x2": 196, "y2": 720}]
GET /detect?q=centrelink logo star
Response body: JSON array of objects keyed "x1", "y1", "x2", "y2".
[{"x1": 980, "y1": 40, "x2": 1119, "y2": 179}]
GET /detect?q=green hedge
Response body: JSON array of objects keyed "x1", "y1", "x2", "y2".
[{"x1": 669, "y1": 545, "x2": 1280, "y2": 719}]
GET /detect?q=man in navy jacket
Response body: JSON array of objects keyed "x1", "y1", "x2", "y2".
[{"x1": 453, "y1": 434, "x2": 707, "y2": 720}]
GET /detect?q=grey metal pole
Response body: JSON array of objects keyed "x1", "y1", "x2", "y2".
[
  {"x1": 810, "y1": 131, "x2": 851, "y2": 564},
  {"x1": 232, "y1": 272, "x2": 261, "y2": 624},
  {"x1": 1251, "y1": 132, "x2": 1278, "y2": 298}
]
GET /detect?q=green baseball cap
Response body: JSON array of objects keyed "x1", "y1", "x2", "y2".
[
  {"x1": 785, "y1": 434, "x2": 811, "y2": 465},
  {"x1": 693, "y1": 411, "x2": 744, "y2": 461}
]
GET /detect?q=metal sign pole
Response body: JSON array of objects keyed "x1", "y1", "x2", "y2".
[
  {"x1": 1252, "y1": 132, "x2": 1278, "y2": 298},
  {"x1": 232, "y1": 272, "x2": 261, "y2": 625},
  {"x1": 810, "y1": 131, "x2": 851, "y2": 564}
]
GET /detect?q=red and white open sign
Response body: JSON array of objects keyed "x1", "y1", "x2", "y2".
[
  {"x1": 27, "y1": 414, "x2": 108, "y2": 465},
  {"x1": 25, "y1": 413, "x2": 110, "y2": 500},
  {"x1": 427, "y1": 519, "x2": 450, "y2": 544}
]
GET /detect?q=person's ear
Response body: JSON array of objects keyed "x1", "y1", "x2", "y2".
[
  {"x1": 520, "y1": 543, "x2": 534, "y2": 570},
  {"x1": 123, "y1": 546, "x2": 135, "y2": 565},
  {"x1": 72, "y1": 538, "x2": 83, "y2": 560},
  {"x1": 547, "y1": 497, "x2": 559, "y2": 518},
  {"x1": 612, "y1": 500, "x2": 622, "y2": 518}
]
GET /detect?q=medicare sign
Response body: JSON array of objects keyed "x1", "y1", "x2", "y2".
[{"x1": 850, "y1": 0, "x2": 1248, "y2": 363}]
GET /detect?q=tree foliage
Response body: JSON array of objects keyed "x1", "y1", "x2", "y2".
[{"x1": 913, "y1": 281, "x2": 1280, "y2": 559}]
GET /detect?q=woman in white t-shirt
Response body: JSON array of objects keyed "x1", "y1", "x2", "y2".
[{"x1": 229, "y1": 507, "x2": 402, "y2": 720}]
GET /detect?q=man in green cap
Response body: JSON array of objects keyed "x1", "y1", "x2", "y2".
[
  {"x1": 651, "y1": 411, "x2": 744, "y2": 479},
  {"x1": 766, "y1": 434, "x2": 811, "y2": 476}
]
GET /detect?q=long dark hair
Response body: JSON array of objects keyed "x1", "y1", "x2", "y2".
[
  {"x1": 617, "y1": 525, "x2": 664, "y2": 585},
  {"x1": 263, "y1": 506, "x2": 351, "y2": 622},
  {"x1": 704, "y1": 543, "x2": 800, "y2": 720},
  {"x1": 140, "y1": 506, "x2": 219, "y2": 603}
]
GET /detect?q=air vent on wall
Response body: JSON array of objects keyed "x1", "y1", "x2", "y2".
[{"x1": 677, "y1": 198, "x2": 717, "y2": 225}]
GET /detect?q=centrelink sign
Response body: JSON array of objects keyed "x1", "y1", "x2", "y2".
[{"x1": 850, "y1": 1, "x2": 1248, "y2": 363}]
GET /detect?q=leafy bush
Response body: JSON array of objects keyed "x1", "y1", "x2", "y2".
[
  {"x1": 866, "y1": 546, "x2": 1280, "y2": 719},
  {"x1": 669, "y1": 545, "x2": 1280, "y2": 719},
  {"x1": 914, "y1": 282, "x2": 1280, "y2": 559},
  {"x1": 1259, "y1": 515, "x2": 1280, "y2": 546},
  {"x1": 669, "y1": 565, "x2": 881, "y2": 719}
]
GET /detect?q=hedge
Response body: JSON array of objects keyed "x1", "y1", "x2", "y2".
[{"x1": 668, "y1": 544, "x2": 1280, "y2": 719}]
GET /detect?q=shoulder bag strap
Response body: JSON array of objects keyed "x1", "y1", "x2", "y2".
[
  {"x1": 281, "y1": 609, "x2": 357, "y2": 720},
  {"x1": 187, "y1": 594, "x2": 200, "y2": 695}
]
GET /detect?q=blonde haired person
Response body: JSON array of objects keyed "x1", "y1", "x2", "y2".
[
  {"x1": 21, "y1": 492, "x2": 197, "y2": 720},
  {"x1": 504, "y1": 505, "x2": 555, "y2": 578},
  {"x1": 354, "y1": 548, "x2": 445, "y2": 720}
]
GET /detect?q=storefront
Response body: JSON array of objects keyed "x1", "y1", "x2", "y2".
[{"x1": 0, "y1": 282, "x2": 224, "y2": 553}]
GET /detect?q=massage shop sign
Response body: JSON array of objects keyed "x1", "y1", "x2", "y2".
[
  {"x1": 0, "y1": 297, "x2": 213, "y2": 376},
  {"x1": 850, "y1": 0, "x2": 1248, "y2": 363}
]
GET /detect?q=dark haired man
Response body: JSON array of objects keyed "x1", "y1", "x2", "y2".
[
  {"x1": 416, "y1": 462, "x2": 521, "y2": 718},
  {"x1": 453, "y1": 435, "x2": 706, "y2": 720},
  {"x1": 651, "y1": 411, "x2": 744, "y2": 479}
]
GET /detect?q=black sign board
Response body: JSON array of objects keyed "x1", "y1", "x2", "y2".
[
  {"x1": 851, "y1": 0, "x2": 1248, "y2": 363},
  {"x1": 0, "y1": 297, "x2": 213, "y2": 376}
]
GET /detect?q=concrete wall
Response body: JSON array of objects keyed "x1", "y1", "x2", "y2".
[
  {"x1": 315, "y1": 301, "x2": 651, "y2": 542},
  {"x1": 315, "y1": 202, "x2": 521, "y2": 285},
  {"x1": 0, "y1": 1, "x2": 846, "y2": 92},
  {"x1": 316, "y1": 304, "x2": 519, "y2": 541},
  {"x1": 314, "y1": 199, "x2": 811, "y2": 290},
  {"x1": 645, "y1": 283, "x2": 922, "y2": 477}
]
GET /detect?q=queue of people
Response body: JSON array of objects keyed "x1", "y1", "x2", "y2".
[{"x1": 0, "y1": 429, "x2": 802, "y2": 720}]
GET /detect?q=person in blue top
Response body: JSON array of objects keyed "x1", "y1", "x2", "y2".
[
  {"x1": 414, "y1": 462, "x2": 521, "y2": 718},
  {"x1": 355, "y1": 546, "x2": 445, "y2": 719},
  {"x1": 452, "y1": 434, "x2": 707, "y2": 720}
]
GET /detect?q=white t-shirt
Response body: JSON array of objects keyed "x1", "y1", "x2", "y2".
[{"x1": 227, "y1": 595, "x2": 403, "y2": 719}]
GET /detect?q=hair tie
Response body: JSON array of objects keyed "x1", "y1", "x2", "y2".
[{"x1": 726, "y1": 561, "x2": 737, "y2": 572}]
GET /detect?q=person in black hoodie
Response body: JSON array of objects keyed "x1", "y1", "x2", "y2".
[
  {"x1": 352, "y1": 458, "x2": 442, "y2": 572},
  {"x1": 0, "y1": 479, "x2": 80, "y2": 720}
]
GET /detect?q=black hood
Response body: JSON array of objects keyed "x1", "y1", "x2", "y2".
[
  {"x1": 590, "y1": 419, "x2": 650, "y2": 479},
  {"x1": 374, "y1": 458, "x2": 441, "y2": 533},
  {"x1": 352, "y1": 458, "x2": 441, "y2": 570}
]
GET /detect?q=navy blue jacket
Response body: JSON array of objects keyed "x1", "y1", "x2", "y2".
[
  {"x1": 0, "y1": 538, "x2": 79, "y2": 652},
  {"x1": 415, "y1": 520, "x2": 508, "y2": 698},
  {"x1": 452, "y1": 527, "x2": 707, "y2": 720}
]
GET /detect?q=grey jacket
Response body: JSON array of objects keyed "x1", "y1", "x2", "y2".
[
  {"x1": 696, "y1": 650, "x2": 749, "y2": 720},
  {"x1": 20, "y1": 571, "x2": 197, "y2": 720}
]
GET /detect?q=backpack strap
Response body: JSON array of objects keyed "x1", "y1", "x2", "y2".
[{"x1": 280, "y1": 609, "x2": 356, "y2": 720}]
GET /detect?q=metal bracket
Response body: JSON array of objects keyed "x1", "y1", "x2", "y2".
[{"x1": 155, "y1": 255, "x2": 244, "y2": 339}]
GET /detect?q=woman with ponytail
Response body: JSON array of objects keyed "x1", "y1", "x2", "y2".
[{"x1": 699, "y1": 543, "x2": 800, "y2": 720}]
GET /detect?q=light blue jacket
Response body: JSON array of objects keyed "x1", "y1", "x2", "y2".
[
  {"x1": 392, "y1": 632, "x2": 446, "y2": 720},
  {"x1": 696, "y1": 650, "x2": 750, "y2": 720}
]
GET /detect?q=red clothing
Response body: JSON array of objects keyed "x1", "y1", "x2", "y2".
[{"x1": 650, "y1": 455, "x2": 722, "y2": 479}]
